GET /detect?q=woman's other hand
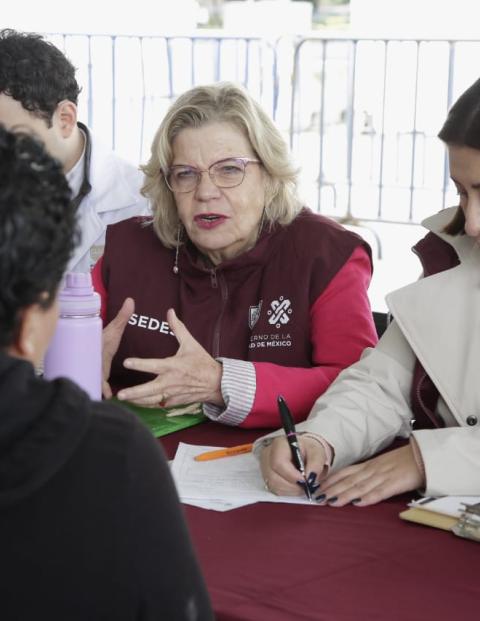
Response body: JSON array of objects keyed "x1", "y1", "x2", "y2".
[
  {"x1": 102, "y1": 297, "x2": 135, "y2": 399},
  {"x1": 116, "y1": 308, "x2": 224, "y2": 407},
  {"x1": 316, "y1": 444, "x2": 425, "y2": 506},
  {"x1": 260, "y1": 436, "x2": 328, "y2": 496}
]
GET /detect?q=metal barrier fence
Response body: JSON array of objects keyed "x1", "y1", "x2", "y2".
[
  {"x1": 47, "y1": 32, "x2": 480, "y2": 227},
  {"x1": 289, "y1": 34, "x2": 480, "y2": 227},
  {"x1": 48, "y1": 32, "x2": 278, "y2": 166}
]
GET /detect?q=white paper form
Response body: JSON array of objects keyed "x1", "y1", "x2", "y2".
[
  {"x1": 169, "y1": 456, "x2": 248, "y2": 510},
  {"x1": 170, "y1": 442, "x2": 314, "y2": 511}
]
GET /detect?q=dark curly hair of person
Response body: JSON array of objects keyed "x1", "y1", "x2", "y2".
[
  {"x1": 0, "y1": 124, "x2": 78, "y2": 348},
  {"x1": 0, "y1": 29, "x2": 81, "y2": 126}
]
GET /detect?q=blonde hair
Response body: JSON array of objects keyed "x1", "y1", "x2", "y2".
[{"x1": 141, "y1": 82, "x2": 301, "y2": 247}]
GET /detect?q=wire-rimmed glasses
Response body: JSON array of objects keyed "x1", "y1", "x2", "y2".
[{"x1": 165, "y1": 157, "x2": 260, "y2": 193}]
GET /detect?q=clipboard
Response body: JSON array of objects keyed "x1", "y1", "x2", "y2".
[
  {"x1": 400, "y1": 495, "x2": 480, "y2": 539},
  {"x1": 399, "y1": 507, "x2": 458, "y2": 531}
]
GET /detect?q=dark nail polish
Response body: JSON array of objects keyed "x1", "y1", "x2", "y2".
[
  {"x1": 309, "y1": 483, "x2": 321, "y2": 493},
  {"x1": 315, "y1": 493, "x2": 326, "y2": 502},
  {"x1": 351, "y1": 498, "x2": 362, "y2": 504},
  {"x1": 327, "y1": 496, "x2": 338, "y2": 504},
  {"x1": 307, "y1": 472, "x2": 317, "y2": 485},
  {"x1": 296, "y1": 480, "x2": 307, "y2": 489}
]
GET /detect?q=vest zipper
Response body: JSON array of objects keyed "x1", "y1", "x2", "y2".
[
  {"x1": 210, "y1": 269, "x2": 218, "y2": 288},
  {"x1": 212, "y1": 271, "x2": 228, "y2": 358}
]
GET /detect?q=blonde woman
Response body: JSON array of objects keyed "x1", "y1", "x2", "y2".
[{"x1": 95, "y1": 82, "x2": 377, "y2": 428}]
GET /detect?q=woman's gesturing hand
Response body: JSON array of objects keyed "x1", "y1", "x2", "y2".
[
  {"x1": 315, "y1": 444, "x2": 425, "y2": 507},
  {"x1": 116, "y1": 308, "x2": 224, "y2": 408},
  {"x1": 102, "y1": 297, "x2": 135, "y2": 399},
  {"x1": 260, "y1": 436, "x2": 328, "y2": 496}
]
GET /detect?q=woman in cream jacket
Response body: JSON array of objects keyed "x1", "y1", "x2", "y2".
[{"x1": 258, "y1": 78, "x2": 480, "y2": 505}]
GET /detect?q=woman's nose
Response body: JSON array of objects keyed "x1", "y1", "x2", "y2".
[
  {"x1": 464, "y1": 201, "x2": 480, "y2": 238},
  {"x1": 195, "y1": 171, "x2": 221, "y2": 200}
]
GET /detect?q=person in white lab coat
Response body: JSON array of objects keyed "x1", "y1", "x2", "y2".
[{"x1": 0, "y1": 29, "x2": 149, "y2": 273}]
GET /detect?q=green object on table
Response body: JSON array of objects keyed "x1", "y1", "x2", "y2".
[{"x1": 113, "y1": 399, "x2": 206, "y2": 438}]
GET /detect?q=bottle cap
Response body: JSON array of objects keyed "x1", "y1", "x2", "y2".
[{"x1": 58, "y1": 272, "x2": 101, "y2": 317}]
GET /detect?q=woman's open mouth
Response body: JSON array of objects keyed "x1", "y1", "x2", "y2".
[{"x1": 194, "y1": 213, "x2": 228, "y2": 229}]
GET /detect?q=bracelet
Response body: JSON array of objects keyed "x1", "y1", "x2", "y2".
[
  {"x1": 258, "y1": 433, "x2": 333, "y2": 472},
  {"x1": 298, "y1": 432, "x2": 333, "y2": 467}
]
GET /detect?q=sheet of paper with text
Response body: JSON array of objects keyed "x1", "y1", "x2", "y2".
[{"x1": 171, "y1": 442, "x2": 314, "y2": 511}]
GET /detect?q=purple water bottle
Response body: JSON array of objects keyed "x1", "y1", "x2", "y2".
[{"x1": 44, "y1": 272, "x2": 102, "y2": 400}]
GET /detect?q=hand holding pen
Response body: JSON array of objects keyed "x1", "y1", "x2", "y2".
[{"x1": 277, "y1": 395, "x2": 312, "y2": 502}]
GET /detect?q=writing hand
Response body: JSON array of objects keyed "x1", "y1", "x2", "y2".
[
  {"x1": 316, "y1": 444, "x2": 424, "y2": 506},
  {"x1": 116, "y1": 308, "x2": 224, "y2": 407},
  {"x1": 102, "y1": 297, "x2": 135, "y2": 399},
  {"x1": 260, "y1": 436, "x2": 327, "y2": 496}
]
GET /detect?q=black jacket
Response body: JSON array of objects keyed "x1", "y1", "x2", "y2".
[{"x1": 0, "y1": 352, "x2": 213, "y2": 620}]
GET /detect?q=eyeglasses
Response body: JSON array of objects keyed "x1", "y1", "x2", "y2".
[{"x1": 165, "y1": 157, "x2": 260, "y2": 193}]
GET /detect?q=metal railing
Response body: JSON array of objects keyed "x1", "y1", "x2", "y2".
[
  {"x1": 288, "y1": 34, "x2": 480, "y2": 227},
  {"x1": 48, "y1": 31, "x2": 278, "y2": 165},
  {"x1": 46, "y1": 31, "x2": 480, "y2": 229}
]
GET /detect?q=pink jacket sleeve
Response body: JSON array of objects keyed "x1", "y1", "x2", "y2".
[{"x1": 242, "y1": 245, "x2": 378, "y2": 427}]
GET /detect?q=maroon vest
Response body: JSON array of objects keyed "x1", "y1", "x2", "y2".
[
  {"x1": 102, "y1": 209, "x2": 371, "y2": 391},
  {"x1": 409, "y1": 232, "x2": 460, "y2": 429}
]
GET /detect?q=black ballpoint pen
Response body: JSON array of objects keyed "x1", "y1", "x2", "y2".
[{"x1": 277, "y1": 395, "x2": 312, "y2": 502}]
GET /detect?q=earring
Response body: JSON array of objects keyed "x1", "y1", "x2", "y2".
[
  {"x1": 173, "y1": 225, "x2": 181, "y2": 274},
  {"x1": 258, "y1": 207, "x2": 267, "y2": 236}
]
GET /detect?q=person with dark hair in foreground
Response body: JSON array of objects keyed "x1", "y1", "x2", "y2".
[
  {"x1": 258, "y1": 78, "x2": 480, "y2": 504},
  {"x1": 0, "y1": 28, "x2": 149, "y2": 273},
  {"x1": 0, "y1": 125, "x2": 212, "y2": 620}
]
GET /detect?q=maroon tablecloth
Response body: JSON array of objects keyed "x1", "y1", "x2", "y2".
[{"x1": 160, "y1": 422, "x2": 479, "y2": 621}]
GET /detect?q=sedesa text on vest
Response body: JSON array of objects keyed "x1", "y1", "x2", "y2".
[{"x1": 128, "y1": 313, "x2": 174, "y2": 336}]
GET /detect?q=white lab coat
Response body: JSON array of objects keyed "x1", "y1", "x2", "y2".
[{"x1": 68, "y1": 131, "x2": 150, "y2": 273}]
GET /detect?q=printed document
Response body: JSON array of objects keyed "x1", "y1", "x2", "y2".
[{"x1": 171, "y1": 442, "x2": 314, "y2": 511}]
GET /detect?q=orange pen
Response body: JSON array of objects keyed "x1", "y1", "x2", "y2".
[{"x1": 194, "y1": 443, "x2": 254, "y2": 461}]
